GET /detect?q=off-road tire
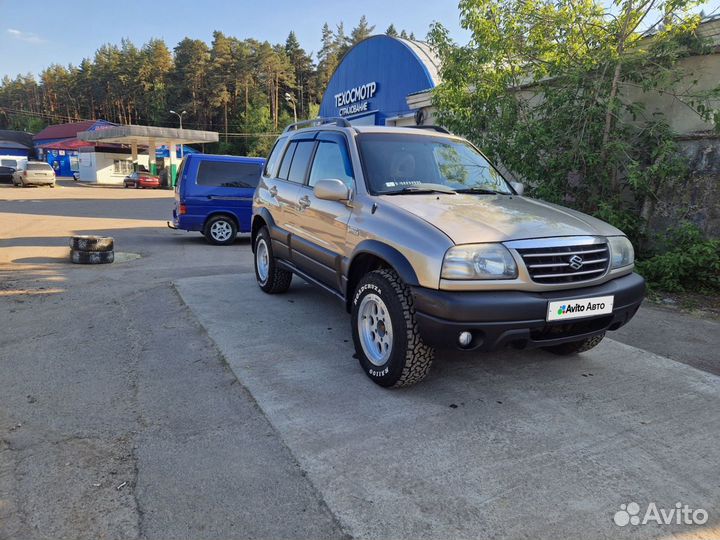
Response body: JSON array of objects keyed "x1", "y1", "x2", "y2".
[
  {"x1": 254, "y1": 227, "x2": 292, "y2": 293},
  {"x1": 351, "y1": 269, "x2": 434, "y2": 387},
  {"x1": 70, "y1": 235, "x2": 114, "y2": 252},
  {"x1": 70, "y1": 249, "x2": 114, "y2": 264},
  {"x1": 542, "y1": 332, "x2": 605, "y2": 355},
  {"x1": 204, "y1": 215, "x2": 237, "y2": 246}
]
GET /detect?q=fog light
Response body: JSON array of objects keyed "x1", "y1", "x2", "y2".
[{"x1": 458, "y1": 331, "x2": 473, "y2": 347}]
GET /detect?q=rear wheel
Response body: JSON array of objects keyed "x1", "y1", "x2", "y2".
[
  {"x1": 351, "y1": 269, "x2": 434, "y2": 387},
  {"x1": 254, "y1": 227, "x2": 292, "y2": 293},
  {"x1": 204, "y1": 215, "x2": 237, "y2": 245},
  {"x1": 542, "y1": 333, "x2": 605, "y2": 355}
]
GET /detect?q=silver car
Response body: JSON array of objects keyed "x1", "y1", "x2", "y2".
[
  {"x1": 252, "y1": 119, "x2": 645, "y2": 387},
  {"x1": 14, "y1": 161, "x2": 56, "y2": 187}
]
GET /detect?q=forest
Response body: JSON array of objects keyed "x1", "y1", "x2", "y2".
[{"x1": 0, "y1": 17, "x2": 415, "y2": 156}]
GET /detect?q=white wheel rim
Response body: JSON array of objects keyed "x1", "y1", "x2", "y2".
[
  {"x1": 358, "y1": 293, "x2": 393, "y2": 366},
  {"x1": 210, "y1": 220, "x2": 232, "y2": 242},
  {"x1": 256, "y1": 238, "x2": 270, "y2": 283}
]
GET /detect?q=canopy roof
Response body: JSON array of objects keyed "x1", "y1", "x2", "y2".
[
  {"x1": 38, "y1": 138, "x2": 94, "y2": 150},
  {"x1": 78, "y1": 125, "x2": 218, "y2": 146}
]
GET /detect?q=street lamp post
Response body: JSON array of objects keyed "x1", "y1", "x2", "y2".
[
  {"x1": 284, "y1": 93, "x2": 297, "y2": 124},
  {"x1": 169, "y1": 109, "x2": 187, "y2": 158}
]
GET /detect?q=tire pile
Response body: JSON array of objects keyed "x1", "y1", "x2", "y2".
[{"x1": 70, "y1": 235, "x2": 114, "y2": 264}]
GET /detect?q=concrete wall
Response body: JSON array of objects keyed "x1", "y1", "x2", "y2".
[{"x1": 650, "y1": 137, "x2": 720, "y2": 238}]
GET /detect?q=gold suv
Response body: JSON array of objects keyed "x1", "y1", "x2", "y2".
[{"x1": 252, "y1": 119, "x2": 645, "y2": 387}]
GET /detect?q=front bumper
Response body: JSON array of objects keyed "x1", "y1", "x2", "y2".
[{"x1": 412, "y1": 272, "x2": 645, "y2": 351}]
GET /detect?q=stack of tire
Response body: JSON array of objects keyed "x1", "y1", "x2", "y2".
[{"x1": 70, "y1": 235, "x2": 114, "y2": 264}]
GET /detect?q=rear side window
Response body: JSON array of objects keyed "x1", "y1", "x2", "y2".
[
  {"x1": 27, "y1": 162, "x2": 52, "y2": 171},
  {"x1": 1, "y1": 159, "x2": 17, "y2": 168},
  {"x1": 278, "y1": 142, "x2": 296, "y2": 180},
  {"x1": 264, "y1": 137, "x2": 287, "y2": 177},
  {"x1": 287, "y1": 141, "x2": 315, "y2": 184},
  {"x1": 196, "y1": 160, "x2": 261, "y2": 188}
]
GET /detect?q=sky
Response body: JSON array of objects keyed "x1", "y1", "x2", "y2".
[
  {"x1": 0, "y1": 0, "x2": 471, "y2": 79},
  {"x1": 1, "y1": 0, "x2": 718, "y2": 80}
]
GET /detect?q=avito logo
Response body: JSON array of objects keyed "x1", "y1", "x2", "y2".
[{"x1": 557, "y1": 300, "x2": 607, "y2": 316}]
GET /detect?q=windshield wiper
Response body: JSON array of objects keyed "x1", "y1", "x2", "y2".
[
  {"x1": 384, "y1": 183, "x2": 457, "y2": 195},
  {"x1": 455, "y1": 187, "x2": 507, "y2": 195}
]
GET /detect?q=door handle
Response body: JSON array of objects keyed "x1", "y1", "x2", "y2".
[
  {"x1": 268, "y1": 185, "x2": 278, "y2": 197},
  {"x1": 298, "y1": 195, "x2": 311, "y2": 209}
]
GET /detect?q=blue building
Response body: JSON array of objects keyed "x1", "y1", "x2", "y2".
[
  {"x1": 319, "y1": 35, "x2": 440, "y2": 127},
  {"x1": 33, "y1": 120, "x2": 117, "y2": 177},
  {"x1": 0, "y1": 130, "x2": 34, "y2": 158}
]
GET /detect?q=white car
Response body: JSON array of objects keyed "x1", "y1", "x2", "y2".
[{"x1": 14, "y1": 161, "x2": 56, "y2": 187}]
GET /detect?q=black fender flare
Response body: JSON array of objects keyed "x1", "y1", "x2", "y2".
[
  {"x1": 344, "y1": 240, "x2": 420, "y2": 291},
  {"x1": 251, "y1": 208, "x2": 288, "y2": 252}
]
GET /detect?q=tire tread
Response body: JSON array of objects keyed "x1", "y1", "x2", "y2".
[
  {"x1": 370, "y1": 269, "x2": 434, "y2": 387},
  {"x1": 256, "y1": 228, "x2": 292, "y2": 293}
]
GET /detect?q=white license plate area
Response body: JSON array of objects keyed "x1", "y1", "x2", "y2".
[{"x1": 547, "y1": 295, "x2": 614, "y2": 321}]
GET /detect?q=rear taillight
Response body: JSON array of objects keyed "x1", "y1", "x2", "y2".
[
  {"x1": 23, "y1": 171, "x2": 27, "y2": 177},
  {"x1": 179, "y1": 204, "x2": 187, "y2": 215}
]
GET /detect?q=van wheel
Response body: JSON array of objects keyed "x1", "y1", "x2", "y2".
[
  {"x1": 542, "y1": 333, "x2": 605, "y2": 355},
  {"x1": 351, "y1": 269, "x2": 434, "y2": 387},
  {"x1": 254, "y1": 227, "x2": 292, "y2": 293},
  {"x1": 204, "y1": 215, "x2": 237, "y2": 245}
]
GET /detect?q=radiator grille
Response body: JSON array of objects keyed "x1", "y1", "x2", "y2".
[{"x1": 516, "y1": 242, "x2": 610, "y2": 284}]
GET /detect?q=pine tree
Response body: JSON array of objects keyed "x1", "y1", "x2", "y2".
[
  {"x1": 385, "y1": 24, "x2": 398, "y2": 37},
  {"x1": 350, "y1": 15, "x2": 375, "y2": 44}
]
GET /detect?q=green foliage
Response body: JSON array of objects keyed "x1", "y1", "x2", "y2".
[
  {"x1": 428, "y1": 0, "x2": 719, "y2": 291},
  {"x1": 636, "y1": 223, "x2": 720, "y2": 292}
]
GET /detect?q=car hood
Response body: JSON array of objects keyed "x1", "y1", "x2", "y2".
[{"x1": 378, "y1": 193, "x2": 624, "y2": 244}]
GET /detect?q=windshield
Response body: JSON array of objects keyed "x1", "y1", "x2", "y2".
[{"x1": 356, "y1": 133, "x2": 512, "y2": 195}]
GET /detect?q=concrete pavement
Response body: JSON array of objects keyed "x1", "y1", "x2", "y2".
[
  {"x1": 0, "y1": 182, "x2": 344, "y2": 540},
  {"x1": 175, "y1": 273, "x2": 720, "y2": 540}
]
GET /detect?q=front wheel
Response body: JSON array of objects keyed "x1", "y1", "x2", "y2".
[
  {"x1": 254, "y1": 227, "x2": 292, "y2": 293},
  {"x1": 351, "y1": 269, "x2": 434, "y2": 387},
  {"x1": 204, "y1": 215, "x2": 237, "y2": 246},
  {"x1": 542, "y1": 333, "x2": 605, "y2": 355}
]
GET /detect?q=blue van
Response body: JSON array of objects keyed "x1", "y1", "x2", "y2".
[{"x1": 171, "y1": 154, "x2": 266, "y2": 245}]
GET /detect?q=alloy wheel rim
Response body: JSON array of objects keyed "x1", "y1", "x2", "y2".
[
  {"x1": 256, "y1": 238, "x2": 270, "y2": 283},
  {"x1": 210, "y1": 221, "x2": 232, "y2": 241},
  {"x1": 358, "y1": 293, "x2": 393, "y2": 366}
]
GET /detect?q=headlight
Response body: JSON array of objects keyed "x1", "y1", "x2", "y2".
[
  {"x1": 441, "y1": 244, "x2": 518, "y2": 280},
  {"x1": 608, "y1": 236, "x2": 635, "y2": 268}
]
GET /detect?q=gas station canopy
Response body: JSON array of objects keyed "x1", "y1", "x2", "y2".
[
  {"x1": 77, "y1": 125, "x2": 218, "y2": 187},
  {"x1": 77, "y1": 125, "x2": 218, "y2": 146}
]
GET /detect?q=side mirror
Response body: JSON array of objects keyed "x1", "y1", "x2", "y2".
[
  {"x1": 511, "y1": 182, "x2": 524, "y2": 196},
  {"x1": 313, "y1": 179, "x2": 350, "y2": 201}
]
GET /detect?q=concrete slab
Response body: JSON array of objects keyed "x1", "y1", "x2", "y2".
[{"x1": 175, "y1": 272, "x2": 720, "y2": 540}]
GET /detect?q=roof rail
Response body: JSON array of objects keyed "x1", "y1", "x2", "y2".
[
  {"x1": 283, "y1": 117, "x2": 352, "y2": 133},
  {"x1": 407, "y1": 125, "x2": 452, "y2": 135}
]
